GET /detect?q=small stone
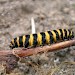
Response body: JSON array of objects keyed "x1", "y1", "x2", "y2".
[
  {"x1": 0, "y1": 63, "x2": 6, "y2": 75},
  {"x1": 39, "y1": 14, "x2": 46, "y2": 20},
  {"x1": 63, "y1": 8, "x2": 70, "y2": 14}
]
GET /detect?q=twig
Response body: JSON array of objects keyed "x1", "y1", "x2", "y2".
[
  {"x1": 13, "y1": 39, "x2": 75, "y2": 57},
  {"x1": 0, "y1": 40, "x2": 75, "y2": 57}
]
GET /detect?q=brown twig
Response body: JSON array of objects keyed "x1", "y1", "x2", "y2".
[
  {"x1": 13, "y1": 39, "x2": 75, "y2": 57},
  {"x1": 0, "y1": 39, "x2": 75, "y2": 57}
]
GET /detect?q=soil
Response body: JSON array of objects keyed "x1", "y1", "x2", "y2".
[{"x1": 0, "y1": 0, "x2": 75, "y2": 75}]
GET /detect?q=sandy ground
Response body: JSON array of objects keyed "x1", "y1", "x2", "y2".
[{"x1": 0, "y1": 0, "x2": 75, "y2": 75}]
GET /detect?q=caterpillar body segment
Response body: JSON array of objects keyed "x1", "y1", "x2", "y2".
[
  {"x1": 45, "y1": 31, "x2": 50, "y2": 44},
  {"x1": 10, "y1": 29, "x2": 74, "y2": 49}
]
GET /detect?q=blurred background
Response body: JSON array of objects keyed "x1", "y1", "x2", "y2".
[{"x1": 0, "y1": 0, "x2": 75, "y2": 75}]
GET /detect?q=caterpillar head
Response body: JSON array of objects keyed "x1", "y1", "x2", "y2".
[{"x1": 9, "y1": 39, "x2": 15, "y2": 49}]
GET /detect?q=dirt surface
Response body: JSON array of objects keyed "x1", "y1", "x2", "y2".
[{"x1": 0, "y1": 0, "x2": 75, "y2": 75}]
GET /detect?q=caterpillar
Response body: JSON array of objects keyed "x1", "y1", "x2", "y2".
[{"x1": 10, "y1": 29, "x2": 74, "y2": 49}]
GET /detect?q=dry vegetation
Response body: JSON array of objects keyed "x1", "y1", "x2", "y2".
[{"x1": 0, "y1": 0, "x2": 75, "y2": 75}]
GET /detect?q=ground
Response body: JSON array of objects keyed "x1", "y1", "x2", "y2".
[{"x1": 0, "y1": 0, "x2": 75, "y2": 75}]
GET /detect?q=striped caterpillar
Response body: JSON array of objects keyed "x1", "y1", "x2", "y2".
[{"x1": 10, "y1": 29, "x2": 74, "y2": 49}]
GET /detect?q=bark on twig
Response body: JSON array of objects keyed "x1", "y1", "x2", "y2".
[
  {"x1": 0, "y1": 40, "x2": 75, "y2": 57},
  {"x1": 13, "y1": 39, "x2": 75, "y2": 57}
]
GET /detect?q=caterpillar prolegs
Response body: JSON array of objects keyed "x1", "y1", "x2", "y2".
[{"x1": 10, "y1": 29, "x2": 74, "y2": 49}]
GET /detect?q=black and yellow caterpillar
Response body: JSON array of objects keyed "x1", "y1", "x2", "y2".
[{"x1": 10, "y1": 29, "x2": 74, "y2": 49}]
